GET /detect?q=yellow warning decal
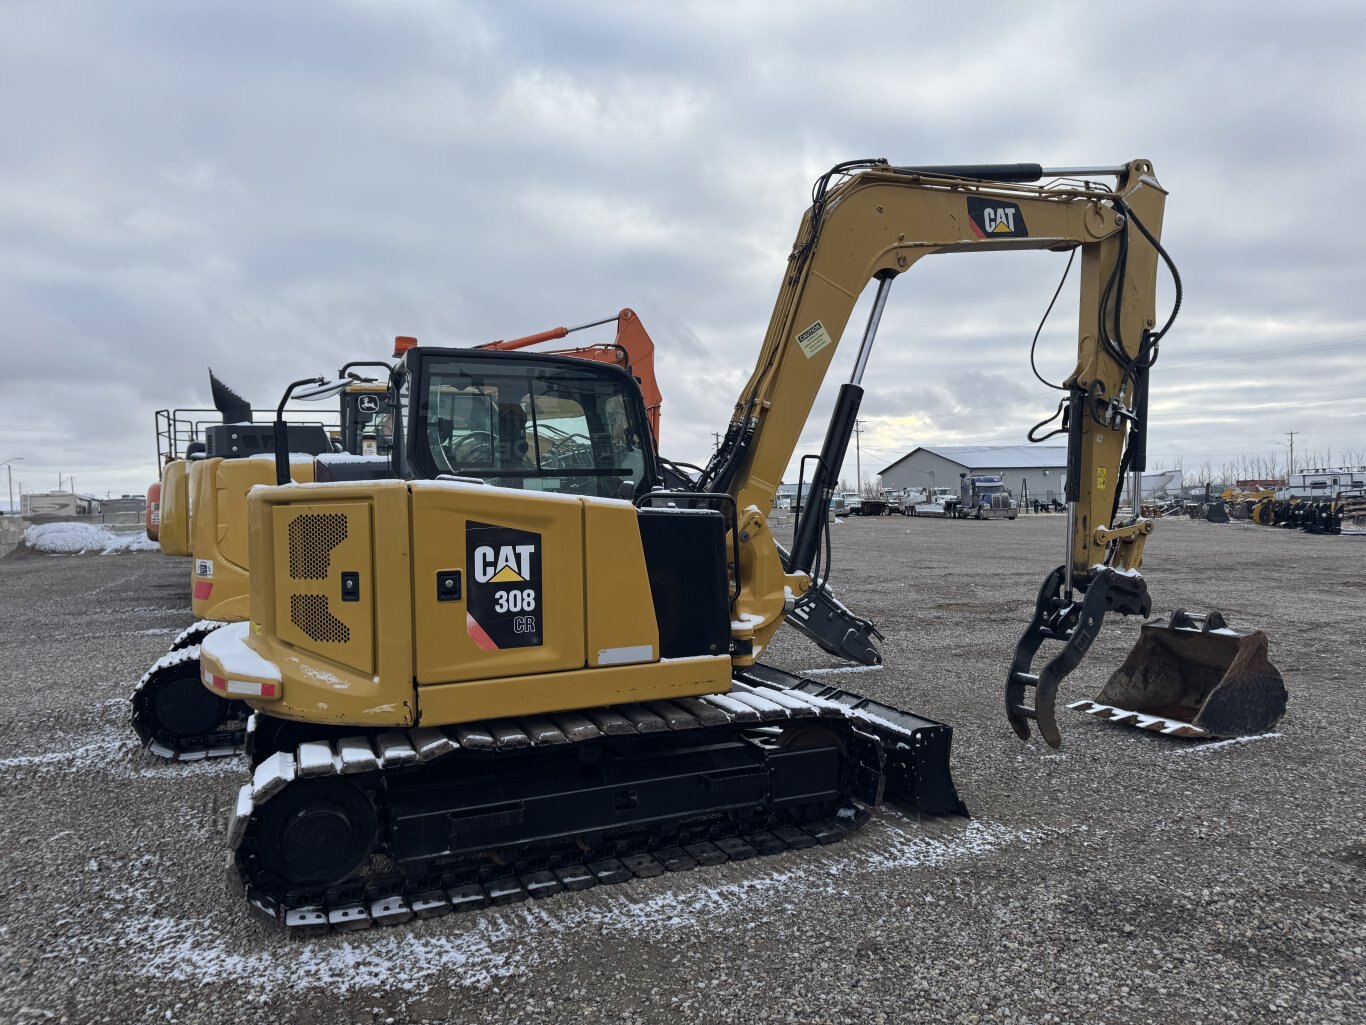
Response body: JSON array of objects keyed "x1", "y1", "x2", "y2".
[
  {"x1": 796, "y1": 320, "x2": 834, "y2": 359},
  {"x1": 1096, "y1": 467, "x2": 1108, "y2": 489}
]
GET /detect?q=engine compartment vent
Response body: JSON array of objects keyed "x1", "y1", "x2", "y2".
[
  {"x1": 290, "y1": 593, "x2": 352, "y2": 644},
  {"x1": 288, "y1": 513, "x2": 349, "y2": 580}
]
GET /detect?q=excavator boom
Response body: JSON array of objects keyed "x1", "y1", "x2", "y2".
[{"x1": 689, "y1": 158, "x2": 1280, "y2": 745}]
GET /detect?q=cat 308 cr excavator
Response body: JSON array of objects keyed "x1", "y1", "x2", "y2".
[
  {"x1": 135, "y1": 312, "x2": 885, "y2": 763},
  {"x1": 200, "y1": 158, "x2": 1286, "y2": 932}
]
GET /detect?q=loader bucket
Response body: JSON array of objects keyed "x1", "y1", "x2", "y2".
[{"x1": 1069, "y1": 610, "x2": 1286, "y2": 739}]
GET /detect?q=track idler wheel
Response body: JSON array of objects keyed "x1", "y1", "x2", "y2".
[
  {"x1": 131, "y1": 651, "x2": 249, "y2": 759},
  {"x1": 251, "y1": 778, "x2": 378, "y2": 890},
  {"x1": 131, "y1": 658, "x2": 244, "y2": 754},
  {"x1": 151, "y1": 664, "x2": 233, "y2": 739}
]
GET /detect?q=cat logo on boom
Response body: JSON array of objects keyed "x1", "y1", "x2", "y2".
[
  {"x1": 465, "y1": 521, "x2": 543, "y2": 650},
  {"x1": 967, "y1": 197, "x2": 1028, "y2": 239}
]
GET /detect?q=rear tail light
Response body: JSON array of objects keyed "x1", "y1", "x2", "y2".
[{"x1": 201, "y1": 666, "x2": 280, "y2": 699}]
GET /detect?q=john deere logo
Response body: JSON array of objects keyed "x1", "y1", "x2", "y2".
[
  {"x1": 967, "y1": 197, "x2": 1028, "y2": 239},
  {"x1": 357, "y1": 394, "x2": 381, "y2": 413}
]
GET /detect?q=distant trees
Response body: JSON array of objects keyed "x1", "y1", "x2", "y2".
[{"x1": 1163, "y1": 447, "x2": 1366, "y2": 487}]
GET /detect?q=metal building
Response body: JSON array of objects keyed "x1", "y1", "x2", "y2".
[{"x1": 878, "y1": 445, "x2": 1068, "y2": 505}]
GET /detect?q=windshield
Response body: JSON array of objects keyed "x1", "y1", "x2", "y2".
[
  {"x1": 415, "y1": 356, "x2": 652, "y2": 498},
  {"x1": 342, "y1": 390, "x2": 397, "y2": 456}
]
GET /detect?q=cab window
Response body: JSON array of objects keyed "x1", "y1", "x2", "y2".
[{"x1": 415, "y1": 357, "x2": 652, "y2": 498}]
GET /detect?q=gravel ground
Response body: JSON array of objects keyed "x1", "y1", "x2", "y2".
[{"x1": 0, "y1": 516, "x2": 1362, "y2": 1025}]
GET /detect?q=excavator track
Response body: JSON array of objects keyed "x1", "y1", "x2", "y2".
[
  {"x1": 130, "y1": 626, "x2": 249, "y2": 761},
  {"x1": 229, "y1": 667, "x2": 965, "y2": 933},
  {"x1": 169, "y1": 619, "x2": 229, "y2": 652}
]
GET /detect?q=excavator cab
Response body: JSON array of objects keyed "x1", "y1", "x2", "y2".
[
  {"x1": 1071, "y1": 610, "x2": 1286, "y2": 738},
  {"x1": 399, "y1": 348, "x2": 659, "y2": 499}
]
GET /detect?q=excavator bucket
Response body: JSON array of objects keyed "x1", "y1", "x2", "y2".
[
  {"x1": 1203, "y1": 499, "x2": 1229, "y2": 523},
  {"x1": 1069, "y1": 610, "x2": 1287, "y2": 739}
]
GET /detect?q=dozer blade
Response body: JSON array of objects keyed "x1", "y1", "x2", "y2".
[{"x1": 1070, "y1": 609, "x2": 1286, "y2": 739}]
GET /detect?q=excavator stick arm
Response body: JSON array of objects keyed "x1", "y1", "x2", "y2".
[{"x1": 699, "y1": 160, "x2": 1167, "y2": 667}]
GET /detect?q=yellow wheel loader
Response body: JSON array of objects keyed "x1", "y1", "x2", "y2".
[{"x1": 198, "y1": 158, "x2": 1285, "y2": 932}]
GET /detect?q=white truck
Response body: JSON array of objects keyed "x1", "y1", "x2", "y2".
[{"x1": 906, "y1": 487, "x2": 958, "y2": 517}]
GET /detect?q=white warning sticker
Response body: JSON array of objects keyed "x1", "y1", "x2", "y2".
[{"x1": 796, "y1": 320, "x2": 834, "y2": 359}]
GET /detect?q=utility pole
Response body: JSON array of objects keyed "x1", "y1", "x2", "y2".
[
  {"x1": 1286, "y1": 430, "x2": 1298, "y2": 478},
  {"x1": 1, "y1": 457, "x2": 21, "y2": 516},
  {"x1": 711, "y1": 432, "x2": 722, "y2": 454},
  {"x1": 853, "y1": 419, "x2": 865, "y2": 495}
]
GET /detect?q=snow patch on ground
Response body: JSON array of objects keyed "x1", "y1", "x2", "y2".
[
  {"x1": 800, "y1": 663, "x2": 885, "y2": 676},
  {"x1": 1174, "y1": 732, "x2": 1282, "y2": 755},
  {"x1": 0, "y1": 729, "x2": 238, "y2": 780},
  {"x1": 24, "y1": 522, "x2": 159, "y2": 554},
  {"x1": 0, "y1": 737, "x2": 125, "y2": 771},
  {"x1": 115, "y1": 818, "x2": 1033, "y2": 997},
  {"x1": 117, "y1": 916, "x2": 526, "y2": 996}
]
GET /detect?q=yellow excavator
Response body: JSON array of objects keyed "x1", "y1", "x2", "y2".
[
  {"x1": 199, "y1": 158, "x2": 1286, "y2": 931},
  {"x1": 135, "y1": 316, "x2": 885, "y2": 762},
  {"x1": 132, "y1": 367, "x2": 394, "y2": 759}
]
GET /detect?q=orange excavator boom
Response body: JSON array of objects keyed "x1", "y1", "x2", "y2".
[{"x1": 482, "y1": 308, "x2": 661, "y2": 443}]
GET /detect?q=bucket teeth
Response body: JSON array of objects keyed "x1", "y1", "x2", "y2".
[{"x1": 1068, "y1": 700, "x2": 1210, "y2": 738}]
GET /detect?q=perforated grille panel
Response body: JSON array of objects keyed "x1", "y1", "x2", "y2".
[
  {"x1": 288, "y1": 513, "x2": 348, "y2": 579},
  {"x1": 290, "y1": 593, "x2": 352, "y2": 644}
]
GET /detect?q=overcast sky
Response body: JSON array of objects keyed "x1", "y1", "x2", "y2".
[{"x1": 3, "y1": 0, "x2": 1365, "y2": 506}]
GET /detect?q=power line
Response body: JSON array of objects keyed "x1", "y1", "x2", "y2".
[
  {"x1": 864, "y1": 329, "x2": 1366, "y2": 422},
  {"x1": 866, "y1": 380, "x2": 1366, "y2": 426},
  {"x1": 1148, "y1": 392, "x2": 1366, "y2": 419},
  {"x1": 1158, "y1": 332, "x2": 1366, "y2": 370}
]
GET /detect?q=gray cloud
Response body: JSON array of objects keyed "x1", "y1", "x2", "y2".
[{"x1": 2, "y1": 0, "x2": 1364, "y2": 502}]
